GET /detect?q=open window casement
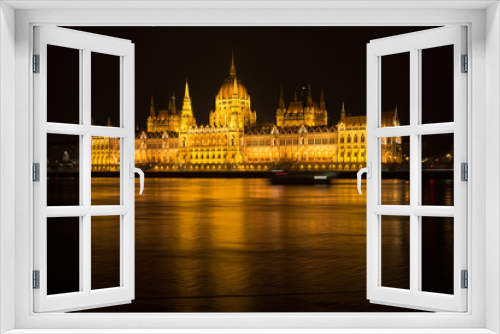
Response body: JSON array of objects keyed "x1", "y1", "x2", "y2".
[
  {"x1": 33, "y1": 26, "x2": 139, "y2": 312},
  {"x1": 363, "y1": 26, "x2": 467, "y2": 312}
]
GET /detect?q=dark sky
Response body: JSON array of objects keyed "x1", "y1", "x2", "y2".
[{"x1": 63, "y1": 26, "x2": 454, "y2": 131}]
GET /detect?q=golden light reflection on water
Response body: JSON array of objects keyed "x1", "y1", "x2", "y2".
[
  {"x1": 381, "y1": 179, "x2": 410, "y2": 205},
  {"x1": 82, "y1": 177, "x2": 451, "y2": 312}
]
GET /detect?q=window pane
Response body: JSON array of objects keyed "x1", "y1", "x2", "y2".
[
  {"x1": 91, "y1": 52, "x2": 120, "y2": 127},
  {"x1": 91, "y1": 136, "x2": 121, "y2": 205},
  {"x1": 47, "y1": 134, "x2": 80, "y2": 206},
  {"x1": 92, "y1": 216, "x2": 121, "y2": 290},
  {"x1": 421, "y1": 216, "x2": 454, "y2": 295},
  {"x1": 381, "y1": 52, "x2": 409, "y2": 127},
  {"x1": 381, "y1": 215, "x2": 410, "y2": 290},
  {"x1": 421, "y1": 133, "x2": 454, "y2": 206},
  {"x1": 381, "y1": 136, "x2": 410, "y2": 205},
  {"x1": 421, "y1": 45, "x2": 454, "y2": 124},
  {"x1": 47, "y1": 45, "x2": 80, "y2": 124},
  {"x1": 47, "y1": 217, "x2": 80, "y2": 295}
]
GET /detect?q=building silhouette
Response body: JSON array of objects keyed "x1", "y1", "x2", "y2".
[{"x1": 91, "y1": 53, "x2": 401, "y2": 172}]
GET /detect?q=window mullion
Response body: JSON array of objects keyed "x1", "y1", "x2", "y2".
[
  {"x1": 82, "y1": 48, "x2": 92, "y2": 295},
  {"x1": 409, "y1": 48, "x2": 420, "y2": 294},
  {"x1": 412, "y1": 122, "x2": 454, "y2": 135},
  {"x1": 90, "y1": 126, "x2": 129, "y2": 138},
  {"x1": 82, "y1": 214, "x2": 91, "y2": 294},
  {"x1": 417, "y1": 123, "x2": 423, "y2": 296},
  {"x1": 372, "y1": 125, "x2": 412, "y2": 138},
  {"x1": 82, "y1": 132, "x2": 91, "y2": 294}
]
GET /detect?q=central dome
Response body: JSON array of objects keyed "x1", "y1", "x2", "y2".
[
  {"x1": 209, "y1": 51, "x2": 257, "y2": 128},
  {"x1": 216, "y1": 51, "x2": 250, "y2": 101},
  {"x1": 217, "y1": 79, "x2": 249, "y2": 101}
]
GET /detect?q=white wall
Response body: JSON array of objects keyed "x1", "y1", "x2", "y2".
[
  {"x1": 5, "y1": 4, "x2": 494, "y2": 332},
  {"x1": 486, "y1": 2, "x2": 500, "y2": 333},
  {"x1": 0, "y1": 2, "x2": 16, "y2": 334}
]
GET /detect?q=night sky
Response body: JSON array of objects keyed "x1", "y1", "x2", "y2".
[{"x1": 64, "y1": 26, "x2": 453, "y2": 133}]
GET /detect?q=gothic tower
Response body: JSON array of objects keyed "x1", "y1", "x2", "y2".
[
  {"x1": 150, "y1": 94, "x2": 156, "y2": 118},
  {"x1": 304, "y1": 83, "x2": 314, "y2": 125},
  {"x1": 339, "y1": 102, "x2": 346, "y2": 129},
  {"x1": 180, "y1": 79, "x2": 196, "y2": 131},
  {"x1": 147, "y1": 95, "x2": 156, "y2": 132},
  {"x1": 276, "y1": 85, "x2": 286, "y2": 127}
]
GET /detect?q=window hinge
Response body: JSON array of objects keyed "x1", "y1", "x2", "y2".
[
  {"x1": 33, "y1": 163, "x2": 40, "y2": 182},
  {"x1": 461, "y1": 54, "x2": 468, "y2": 73},
  {"x1": 33, "y1": 54, "x2": 40, "y2": 73},
  {"x1": 33, "y1": 270, "x2": 40, "y2": 289},
  {"x1": 461, "y1": 162, "x2": 468, "y2": 181},
  {"x1": 461, "y1": 270, "x2": 468, "y2": 289}
]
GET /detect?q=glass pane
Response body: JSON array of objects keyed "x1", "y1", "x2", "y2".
[
  {"x1": 381, "y1": 215, "x2": 410, "y2": 290},
  {"x1": 47, "y1": 217, "x2": 80, "y2": 295},
  {"x1": 91, "y1": 136, "x2": 121, "y2": 205},
  {"x1": 47, "y1": 134, "x2": 80, "y2": 206},
  {"x1": 381, "y1": 136, "x2": 410, "y2": 205},
  {"x1": 421, "y1": 133, "x2": 454, "y2": 206},
  {"x1": 91, "y1": 52, "x2": 120, "y2": 127},
  {"x1": 47, "y1": 45, "x2": 80, "y2": 124},
  {"x1": 91, "y1": 216, "x2": 121, "y2": 290},
  {"x1": 421, "y1": 216, "x2": 454, "y2": 294},
  {"x1": 421, "y1": 45, "x2": 454, "y2": 124},
  {"x1": 381, "y1": 52, "x2": 409, "y2": 127}
]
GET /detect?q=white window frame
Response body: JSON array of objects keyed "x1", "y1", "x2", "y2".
[
  {"x1": 1, "y1": 1, "x2": 499, "y2": 333},
  {"x1": 366, "y1": 26, "x2": 468, "y2": 312},
  {"x1": 33, "y1": 26, "x2": 136, "y2": 313}
]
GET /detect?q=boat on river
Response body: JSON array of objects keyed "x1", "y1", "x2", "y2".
[{"x1": 269, "y1": 170, "x2": 339, "y2": 185}]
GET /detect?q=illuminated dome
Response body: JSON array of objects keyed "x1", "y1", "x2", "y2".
[
  {"x1": 209, "y1": 51, "x2": 257, "y2": 129},
  {"x1": 216, "y1": 51, "x2": 250, "y2": 101},
  {"x1": 217, "y1": 79, "x2": 249, "y2": 100}
]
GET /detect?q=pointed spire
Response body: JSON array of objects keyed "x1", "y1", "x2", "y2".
[
  {"x1": 181, "y1": 79, "x2": 193, "y2": 116},
  {"x1": 307, "y1": 83, "x2": 312, "y2": 107},
  {"x1": 341, "y1": 102, "x2": 346, "y2": 120},
  {"x1": 229, "y1": 49, "x2": 236, "y2": 76},
  {"x1": 149, "y1": 94, "x2": 156, "y2": 118},
  {"x1": 107, "y1": 116, "x2": 111, "y2": 127},
  {"x1": 293, "y1": 88, "x2": 298, "y2": 102},
  {"x1": 170, "y1": 95, "x2": 177, "y2": 115},
  {"x1": 320, "y1": 88, "x2": 326, "y2": 109},
  {"x1": 136, "y1": 123, "x2": 139, "y2": 131},
  {"x1": 180, "y1": 79, "x2": 195, "y2": 131},
  {"x1": 232, "y1": 75, "x2": 239, "y2": 97},
  {"x1": 184, "y1": 78, "x2": 190, "y2": 99},
  {"x1": 279, "y1": 84, "x2": 285, "y2": 109}
]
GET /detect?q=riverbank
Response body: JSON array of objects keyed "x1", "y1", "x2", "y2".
[{"x1": 49, "y1": 169, "x2": 453, "y2": 179}]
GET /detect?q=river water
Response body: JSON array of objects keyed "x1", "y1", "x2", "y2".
[{"x1": 55, "y1": 177, "x2": 453, "y2": 312}]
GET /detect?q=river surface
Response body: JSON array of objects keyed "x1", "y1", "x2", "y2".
[{"x1": 49, "y1": 177, "x2": 453, "y2": 312}]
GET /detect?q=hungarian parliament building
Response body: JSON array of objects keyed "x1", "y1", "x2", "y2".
[{"x1": 91, "y1": 55, "x2": 402, "y2": 172}]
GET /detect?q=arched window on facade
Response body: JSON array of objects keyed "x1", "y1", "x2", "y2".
[
  {"x1": 347, "y1": 135, "x2": 351, "y2": 143},
  {"x1": 361, "y1": 134, "x2": 365, "y2": 143}
]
